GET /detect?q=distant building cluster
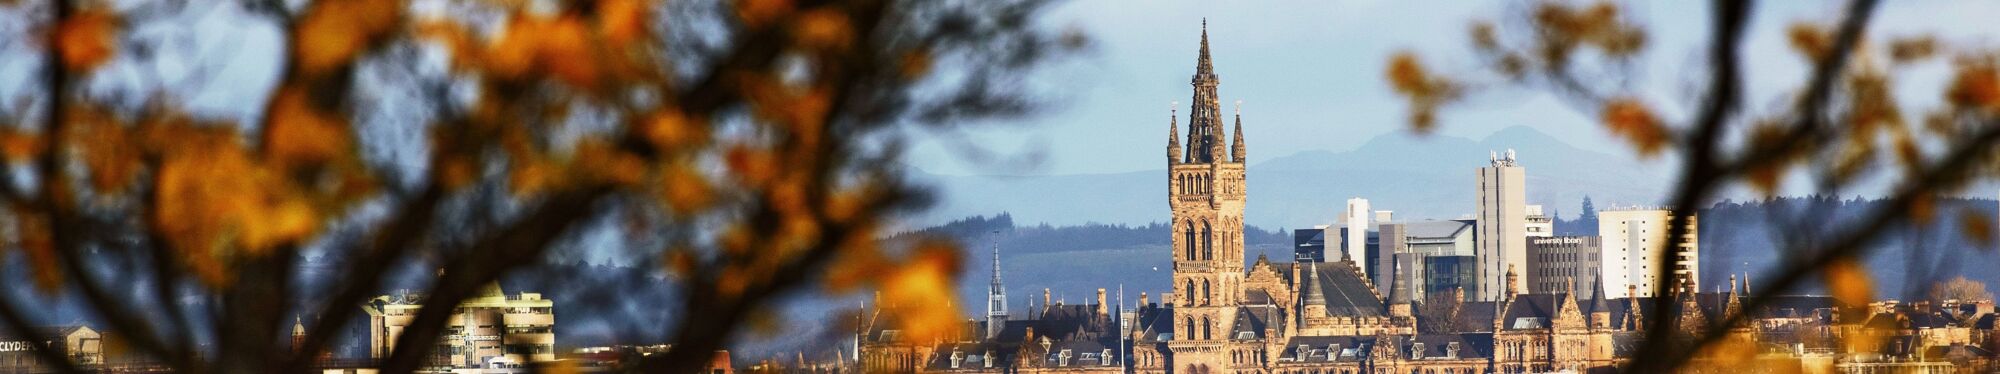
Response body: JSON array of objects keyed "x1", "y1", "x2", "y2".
[
  {"x1": 855, "y1": 21, "x2": 2000, "y2": 373},
  {"x1": 360, "y1": 283, "x2": 556, "y2": 372}
]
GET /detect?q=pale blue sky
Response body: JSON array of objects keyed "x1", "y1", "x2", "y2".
[
  {"x1": 9, "y1": 1, "x2": 1998, "y2": 182},
  {"x1": 904, "y1": 0, "x2": 2000, "y2": 177}
]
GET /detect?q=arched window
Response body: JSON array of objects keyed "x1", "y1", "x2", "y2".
[
  {"x1": 1184, "y1": 221, "x2": 1197, "y2": 261},
  {"x1": 1176, "y1": 221, "x2": 1192, "y2": 262},
  {"x1": 1185, "y1": 279, "x2": 1196, "y2": 306},
  {"x1": 1201, "y1": 280, "x2": 1211, "y2": 306},
  {"x1": 1201, "y1": 222, "x2": 1214, "y2": 261},
  {"x1": 1201, "y1": 316, "x2": 1211, "y2": 340}
]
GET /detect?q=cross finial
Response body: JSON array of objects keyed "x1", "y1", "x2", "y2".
[{"x1": 1234, "y1": 100, "x2": 1242, "y2": 115}]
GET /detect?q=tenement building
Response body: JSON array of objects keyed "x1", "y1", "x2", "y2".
[
  {"x1": 850, "y1": 21, "x2": 1981, "y2": 374},
  {"x1": 362, "y1": 283, "x2": 555, "y2": 372}
]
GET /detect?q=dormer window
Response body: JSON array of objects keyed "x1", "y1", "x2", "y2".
[
  {"x1": 1411, "y1": 343, "x2": 1425, "y2": 359},
  {"x1": 950, "y1": 350, "x2": 964, "y2": 369},
  {"x1": 1058, "y1": 349, "x2": 1072, "y2": 366},
  {"x1": 1447, "y1": 342, "x2": 1462, "y2": 359}
]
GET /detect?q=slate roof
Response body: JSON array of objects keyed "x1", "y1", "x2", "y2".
[
  {"x1": 1134, "y1": 305, "x2": 1175, "y2": 343},
  {"x1": 1271, "y1": 261, "x2": 1386, "y2": 318},
  {"x1": 1245, "y1": 289, "x2": 1276, "y2": 306},
  {"x1": 1381, "y1": 333, "x2": 1494, "y2": 360},
  {"x1": 1402, "y1": 220, "x2": 1474, "y2": 239},
  {"x1": 1499, "y1": 294, "x2": 1568, "y2": 330},
  {"x1": 1276, "y1": 336, "x2": 1377, "y2": 363},
  {"x1": 1454, "y1": 301, "x2": 1499, "y2": 333},
  {"x1": 1232, "y1": 305, "x2": 1286, "y2": 340}
]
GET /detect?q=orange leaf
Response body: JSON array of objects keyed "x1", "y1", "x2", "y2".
[
  {"x1": 1825, "y1": 257, "x2": 1872, "y2": 307},
  {"x1": 486, "y1": 16, "x2": 548, "y2": 80},
  {"x1": 642, "y1": 108, "x2": 706, "y2": 151},
  {"x1": 736, "y1": 0, "x2": 794, "y2": 28},
  {"x1": 265, "y1": 87, "x2": 354, "y2": 171},
  {"x1": 13, "y1": 211, "x2": 61, "y2": 293},
  {"x1": 0, "y1": 128, "x2": 42, "y2": 163},
  {"x1": 1600, "y1": 97, "x2": 1669, "y2": 157},
  {"x1": 1786, "y1": 23, "x2": 1830, "y2": 61},
  {"x1": 598, "y1": 0, "x2": 650, "y2": 46},
  {"x1": 541, "y1": 17, "x2": 600, "y2": 89},
  {"x1": 75, "y1": 118, "x2": 139, "y2": 192},
  {"x1": 1959, "y1": 209, "x2": 1994, "y2": 247},
  {"x1": 661, "y1": 162, "x2": 713, "y2": 215},
  {"x1": 295, "y1": 0, "x2": 402, "y2": 75},
  {"x1": 792, "y1": 9, "x2": 853, "y2": 51},
  {"x1": 55, "y1": 9, "x2": 118, "y2": 71},
  {"x1": 881, "y1": 240, "x2": 963, "y2": 342},
  {"x1": 1947, "y1": 62, "x2": 2000, "y2": 111}
]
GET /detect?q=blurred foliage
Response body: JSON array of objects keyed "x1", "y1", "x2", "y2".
[{"x1": 0, "y1": 0, "x2": 1079, "y2": 372}]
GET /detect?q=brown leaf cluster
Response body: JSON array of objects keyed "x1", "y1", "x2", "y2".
[
  {"x1": 1385, "y1": 51, "x2": 1459, "y2": 132},
  {"x1": 1599, "y1": 97, "x2": 1668, "y2": 157}
]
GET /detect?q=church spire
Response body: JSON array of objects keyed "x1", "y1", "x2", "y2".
[
  {"x1": 1185, "y1": 19, "x2": 1224, "y2": 164},
  {"x1": 985, "y1": 233, "x2": 1007, "y2": 340},
  {"x1": 1232, "y1": 100, "x2": 1245, "y2": 163},
  {"x1": 1168, "y1": 103, "x2": 1182, "y2": 164}
]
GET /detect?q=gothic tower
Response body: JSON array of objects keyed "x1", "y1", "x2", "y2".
[
  {"x1": 985, "y1": 237, "x2": 1007, "y2": 340},
  {"x1": 1166, "y1": 19, "x2": 1247, "y2": 373}
]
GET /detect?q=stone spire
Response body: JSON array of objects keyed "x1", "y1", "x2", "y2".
[
  {"x1": 1231, "y1": 100, "x2": 1245, "y2": 163},
  {"x1": 1302, "y1": 262, "x2": 1327, "y2": 306},
  {"x1": 1184, "y1": 19, "x2": 1224, "y2": 164},
  {"x1": 986, "y1": 236, "x2": 1007, "y2": 340},
  {"x1": 1167, "y1": 104, "x2": 1182, "y2": 164}
]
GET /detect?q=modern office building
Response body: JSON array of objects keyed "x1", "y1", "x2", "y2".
[
  {"x1": 1476, "y1": 149, "x2": 1527, "y2": 301},
  {"x1": 1598, "y1": 208, "x2": 1699, "y2": 298},
  {"x1": 1403, "y1": 220, "x2": 1478, "y2": 301},
  {"x1": 1344, "y1": 197, "x2": 1371, "y2": 273},
  {"x1": 1293, "y1": 225, "x2": 1332, "y2": 262},
  {"x1": 1525, "y1": 235, "x2": 1602, "y2": 298},
  {"x1": 363, "y1": 283, "x2": 556, "y2": 372},
  {"x1": 1374, "y1": 223, "x2": 1405, "y2": 297},
  {"x1": 1525, "y1": 204, "x2": 1554, "y2": 238}
]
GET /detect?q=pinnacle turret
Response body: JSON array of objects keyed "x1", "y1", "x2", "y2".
[
  {"x1": 1168, "y1": 105, "x2": 1182, "y2": 164},
  {"x1": 1302, "y1": 262, "x2": 1327, "y2": 306},
  {"x1": 1231, "y1": 101, "x2": 1246, "y2": 163}
]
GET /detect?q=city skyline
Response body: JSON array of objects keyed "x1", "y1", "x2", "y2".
[{"x1": 902, "y1": 1, "x2": 2000, "y2": 178}]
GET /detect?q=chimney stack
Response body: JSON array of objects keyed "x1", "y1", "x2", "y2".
[
  {"x1": 1096, "y1": 288, "x2": 1108, "y2": 316},
  {"x1": 1140, "y1": 292, "x2": 1151, "y2": 307},
  {"x1": 1044, "y1": 288, "x2": 1052, "y2": 307}
]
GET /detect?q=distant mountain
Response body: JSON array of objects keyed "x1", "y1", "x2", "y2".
[{"x1": 911, "y1": 125, "x2": 1673, "y2": 229}]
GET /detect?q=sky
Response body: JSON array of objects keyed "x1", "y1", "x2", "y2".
[
  {"x1": 8, "y1": 1, "x2": 1998, "y2": 182},
  {"x1": 902, "y1": 0, "x2": 2000, "y2": 177}
]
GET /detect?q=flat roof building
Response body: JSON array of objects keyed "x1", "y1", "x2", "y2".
[
  {"x1": 1526, "y1": 235, "x2": 1602, "y2": 299},
  {"x1": 1598, "y1": 208, "x2": 1698, "y2": 298}
]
